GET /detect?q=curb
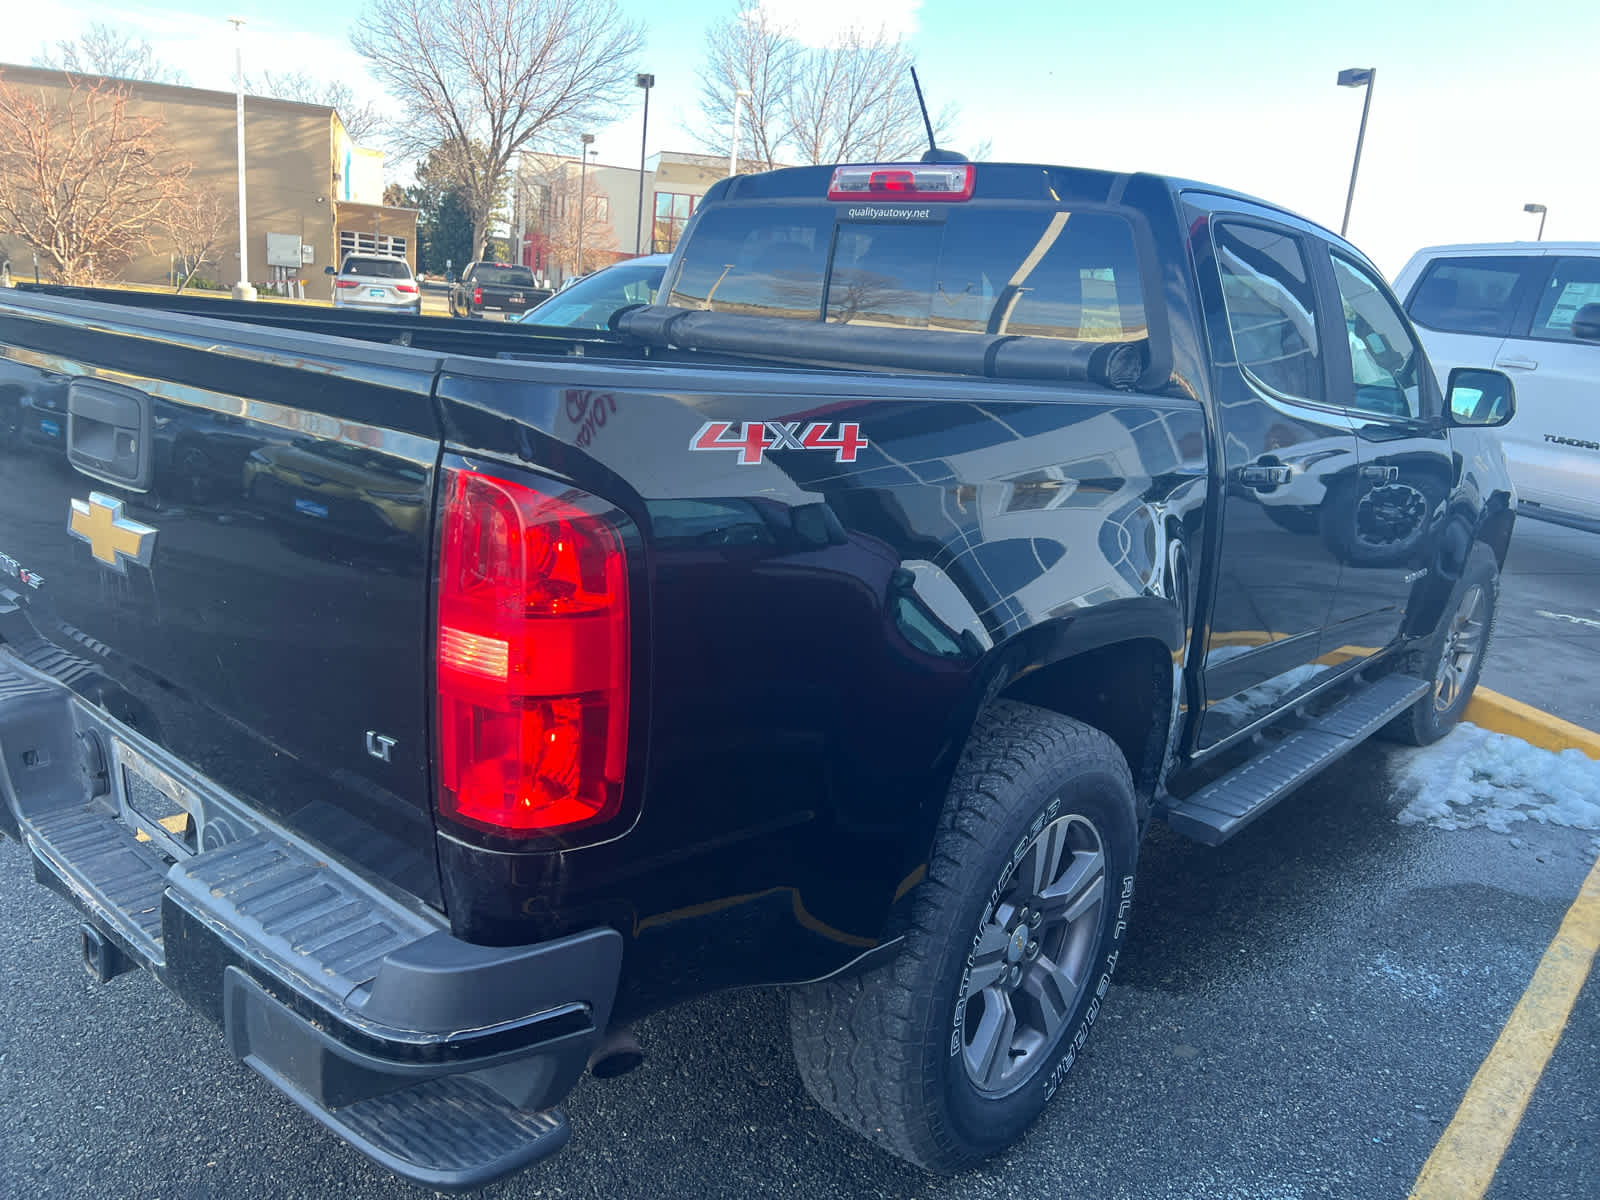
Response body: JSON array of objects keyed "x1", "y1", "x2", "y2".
[{"x1": 1466, "y1": 688, "x2": 1600, "y2": 761}]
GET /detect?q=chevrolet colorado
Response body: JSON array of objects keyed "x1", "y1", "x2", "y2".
[{"x1": 0, "y1": 160, "x2": 1518, "y2": 1190}]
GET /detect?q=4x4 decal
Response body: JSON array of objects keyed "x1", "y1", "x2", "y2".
[{"x1": 689, "y1": 421, "x2": 869, "y2": 466}]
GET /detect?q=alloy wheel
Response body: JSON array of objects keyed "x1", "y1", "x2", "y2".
[{"x1": 960, "y1": 813, "x2": 1107, "y2": 1096}]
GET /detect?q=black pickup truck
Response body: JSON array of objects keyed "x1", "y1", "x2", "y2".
[
  {"x1": 447, "y1": 261, "x2": 553, "y2": 320},
  {"x1": 0, "y1": 160, "x2": 1517, "y2": 1190}
]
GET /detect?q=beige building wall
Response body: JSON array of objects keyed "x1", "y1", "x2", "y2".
[{"x1": 0, "y1": 65, "x2": 411, "y2": 293}]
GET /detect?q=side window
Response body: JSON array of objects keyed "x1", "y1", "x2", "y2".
[
  {"x1": 1331, "y1": 254, "x2": 1423, "y2": 420},
  {"x1": 1529, "y1": 256, "x2": 1600, "y2": 342},
  {"x1": 1405, "y1": 256, "x2": 1544, "y2": 336},
  {"x1": 1212, "y1": 222, "x2": 1323, "y2": 402}
]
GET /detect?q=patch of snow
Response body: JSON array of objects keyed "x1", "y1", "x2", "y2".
[{"x1": 1390, "y1": 723, "x2": 1600, "y2": 834}]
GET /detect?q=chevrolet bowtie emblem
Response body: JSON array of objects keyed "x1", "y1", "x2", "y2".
[{"x1": 69, "y1": 493, "x2": 157, "y2": 573}]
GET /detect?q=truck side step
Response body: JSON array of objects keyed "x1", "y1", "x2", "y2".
[{"x1": 1165, "y1": 674, "x2": 1430, "y2": 846}]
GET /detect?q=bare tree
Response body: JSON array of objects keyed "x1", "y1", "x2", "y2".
[
  {"x1": 165, "y1": 188, "x2": 231, "y2": 292},
  {"x1": 354, "y1": 0, "x2": 644, "y2": 260},
  {"x1": 785, "y1": 29, "x2": 945, "y2": 165},
  {"x1": 695, "y1": 5, "x2": 798, "y2": 171},
  {"x1": 247, "y1": 70, "x2": 385, "y2": 143},
  {"x1": 540, "y1": 170, "x2": 618, "y2": 275},
  {"x1": 32, "y1": 22, "x2": 187, "y2": 85},
  {"x1": 696, "y1": 10, "x2": 955, "y2": 168},
  {"x1": 0, "y1": 72, "x2": 192, "y2": 285}
]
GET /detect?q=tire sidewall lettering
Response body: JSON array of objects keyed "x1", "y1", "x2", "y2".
[{"x1": 1042, "y1": 873, "x2": 1134, "y2": 1101}]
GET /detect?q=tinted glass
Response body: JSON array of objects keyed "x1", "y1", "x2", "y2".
[
  {"x1": 1212, "y1": 223, "x2": 1322, "y2": 401},
  {"x1": 472, "y1": 266, "x2": 535, "y2": 285},
  {"x1": 1331, "y1": 254, "x2": 1424, "y2": 419},
  {"x1": 1530, "y1": 256, "x2": 1600, "y2": 341},
  {"x1": 1406, "y1": 256, "x2": 1542, "y2": 335},
  {"x1": 341, "y1": 257, "x2": 411, "y2": 279},
  {"x1": 669, "y1": 205, "x2": 1147, "y2": 342}
]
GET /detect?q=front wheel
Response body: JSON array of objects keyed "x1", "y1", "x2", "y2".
[
  {"x1": 1383, "y1": 541, "x2": 1499, "y2": 745},
  {"x1": 788, "y1": 700, "x2": 1139, "y2": 1172}
]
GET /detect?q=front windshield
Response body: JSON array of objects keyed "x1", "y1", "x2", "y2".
[{"x1": 519, "y1": 262, "x2": 666, "y2": 329}]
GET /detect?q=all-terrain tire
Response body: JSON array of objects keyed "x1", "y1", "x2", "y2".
[{"x1": 787, "y1": 700, "x2": 1139, "y2": 1173}]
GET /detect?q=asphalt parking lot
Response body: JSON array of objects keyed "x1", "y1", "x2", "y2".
[{"x1": 1, "y1": 519, "x2": 1596, "y2": 1200}]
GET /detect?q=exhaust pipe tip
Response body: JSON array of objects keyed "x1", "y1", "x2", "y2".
[{"x1": 587, "y1": 1027, "x2": 644, "y2": 1079}]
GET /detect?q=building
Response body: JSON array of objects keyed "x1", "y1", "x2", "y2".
[
  {"x1": 512, "y1": 150, "x2": 744, "y2": 286},
  {"x1": 0, "y1": 64, "x2": 416, "y2": 292}
]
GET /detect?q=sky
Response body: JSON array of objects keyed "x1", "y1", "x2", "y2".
[{"x1": 8, "y1": 0, "x2": 1597, "y2": 277}]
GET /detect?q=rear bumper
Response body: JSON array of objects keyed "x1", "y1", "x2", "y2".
[
  {"x1": 0, "y1": 655, "x2": 620, "y2": 1190},
  {"x1": 332, "y1": 296, "x2": 421, "y2": 315}
]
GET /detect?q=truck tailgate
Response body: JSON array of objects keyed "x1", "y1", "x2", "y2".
[{"x1": 0, "y1": 295, "x2": 446, "y2": 906}]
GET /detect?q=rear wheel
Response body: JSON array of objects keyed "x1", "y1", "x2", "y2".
[
  {"x1": 1383, "y1": 542, "x2": 1499, "y2": 745},
  {"x1": 788, "y1": 700, "x2": 1138, "y2": 1172}
]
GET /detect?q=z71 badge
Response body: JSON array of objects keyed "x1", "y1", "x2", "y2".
[{"x1": 690, "y1": 421, "x2": 868, "y2": 466}]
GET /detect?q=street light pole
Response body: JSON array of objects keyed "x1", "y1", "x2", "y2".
[
  {"x1": 1337, "y1": 67, "x2": 1377, "y2": 239},
  {"x1": 728, "y1": 89, "x2": 751, "y2": 177},
  {"x1": 1524, "y1": 203, "x2": 1548, "y2": 241},
  {"x1": 635, "y1": 74, "x2": 654, "y2": 257},
  {"x1": 228, "y1": 17, "x2": 256, "y2": 300},
  {"x1": 576, "y1": 133, "x2": 595, "y2": 277}
]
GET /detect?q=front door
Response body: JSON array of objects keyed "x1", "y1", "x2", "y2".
[
  {"x1": 1319, "y1": 250, "x2": 1455, "y2": 661},
  {"x1": 1192, "y1": 214, "x2": 1360, "y2": 748},
  {"x1": 1498, "y1": 254, "x2": 1600, "y2": 523}
]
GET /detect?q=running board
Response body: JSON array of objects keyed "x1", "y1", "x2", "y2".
[{"x1": 1166, "y1": 674, "x2": 1430, "y2": 846}]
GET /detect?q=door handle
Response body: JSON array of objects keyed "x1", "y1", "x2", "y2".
[
  {"x1": 1359, "y1": 464, "x2": 1399, "y2": 483},
  {"x1": 1237, "y1": 465, "x2": 1292, "y2": 488},
  {"x1": 1495, "y1": 356, "x2": 1539, "y2": 370}
]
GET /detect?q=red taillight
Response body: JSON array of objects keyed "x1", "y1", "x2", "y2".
[
  {"x1": 335, "y1": 279, "x2": 359, "y2": 288},
  {"x1": 396, "y1": 283, "x2": 418, "y2": 294},
  {"x1": 827, "y1": 163, "x2": 975, "y2": 202},
  {"x1": 435, "y1": 468, "x2": 629, "y2": 837},
  {"x1": 473, "y1": 286, "x2": 483, "y2": 305}
]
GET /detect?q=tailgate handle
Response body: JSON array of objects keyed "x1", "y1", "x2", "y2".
[{"x1": 67, "y1": 380, "x2": 154, "y2": 491}]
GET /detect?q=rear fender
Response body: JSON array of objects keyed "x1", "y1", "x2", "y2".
[{"x1": 880, "y1": 597, "x2": 1182, "y2": 939}]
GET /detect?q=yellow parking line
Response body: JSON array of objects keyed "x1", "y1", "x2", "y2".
[{"x1": 1409, "y1": 850, "x2": 1600, "y2": 1199}]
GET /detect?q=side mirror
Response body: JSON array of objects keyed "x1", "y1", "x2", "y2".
[
  {"x1": 1573, "y1": 303, "x2": 1600, "y2": 342},
  {"x1": 323, "y1": 265, "x2": 336, "y2": 276},
  {"x1": 1446, "y1": 367, "x2": 1516, "y2": 428}
]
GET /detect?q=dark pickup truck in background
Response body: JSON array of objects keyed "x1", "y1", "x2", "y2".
[
  {"x1": 0, "y1": 160, "x2": 1517, "y2": 1190},
  {"x1": 447, "y1": 261, "x2": 553, "y2": 320}
]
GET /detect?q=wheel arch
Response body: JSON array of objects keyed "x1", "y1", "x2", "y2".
[{"x1": 877, "y1": 599, "x2": 1181, "y2": 944}]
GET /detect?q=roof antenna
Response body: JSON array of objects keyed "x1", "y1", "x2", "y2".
[{"x1": 909, "y1": 67, "x2": 968, "y2": 164}]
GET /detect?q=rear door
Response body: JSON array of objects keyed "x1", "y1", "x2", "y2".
[
  {"x1": 0, "y1": 297, "x2": 446, "y2": 904},
  {"x1": 1498, "y1": 253, "x2": 1600, "y2": 522},
  {"x1": 1402, "y1": 251, "x2": 1546, "y2": 385},
  {"x1": 1187, "y1": 205, "x2": 1360, "y2": 748}
]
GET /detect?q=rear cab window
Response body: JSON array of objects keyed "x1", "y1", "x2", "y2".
[
  {"x1": 472, "y1": 266, "x2": 535, "y2": 286},
  {"x1": 665, "y1": 183, "x2": 1150, "y2": 349},
  {"x1": 1404, "y1": 255, "x2": 1545, "y2": 335}
]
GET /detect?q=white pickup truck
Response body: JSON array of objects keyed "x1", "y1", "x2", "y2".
[{"x1": 1395, "y1": 242, "x2": 1600, "y2": 532}]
